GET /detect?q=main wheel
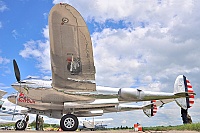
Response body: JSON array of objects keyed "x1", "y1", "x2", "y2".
[
  {"x1": 15, "y1": 119, "x2": 27, "y2": 130},
  {"x1": 60, "y1": 114, "x2": 79, "y2": 131}
]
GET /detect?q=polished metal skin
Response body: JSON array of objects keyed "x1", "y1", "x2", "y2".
[{"x1": 49, "y1": 3, "x2": 96, "y2": 92}]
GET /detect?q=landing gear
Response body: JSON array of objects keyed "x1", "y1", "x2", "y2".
[
  {"x1": 181, "y1": 108, "x2": 188, "y2": 124},
  {"x1": 60, "y1": 114, "x2": 79, "y2": 131},
  {"x1": 181, "y1": 108, "x2": 192, "y2": 124},
  {"x1": 15, "y1": 120, "x2": 27, "y2": 130},
  {"x1": 36, "y1": 114, "x2": 39, "y2": 130}
]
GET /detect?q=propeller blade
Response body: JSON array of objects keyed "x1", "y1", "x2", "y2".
[{"x1": 13, "y1": 59, "x2": 21, "y2": 82}]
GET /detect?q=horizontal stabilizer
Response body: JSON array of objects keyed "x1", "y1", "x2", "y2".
[
  {"x1": 174, "y1": 92, "x2": 196, "y2": 97},
  {"x1": 0, "y1": 90, "x2": 7, "y2": 99}
]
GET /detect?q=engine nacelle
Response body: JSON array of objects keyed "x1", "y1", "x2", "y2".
[
  {"x1": 118, "y1": 88, "x2": 145, "y2": 101},
  {"x1": 118, "y1": 88, "x2": 175, "y2": 101}
]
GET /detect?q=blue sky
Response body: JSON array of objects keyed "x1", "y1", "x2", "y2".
[
  {"x1": 0, "y1": 0, "x2": 200, "y2": 127},
  {"x1": 0, "y1": 1, "x2": 52, "y2": 91}
]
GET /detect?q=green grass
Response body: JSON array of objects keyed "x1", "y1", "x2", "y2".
[{"x1": 143, "y1": 123, "x2": 200, "y2": 132}]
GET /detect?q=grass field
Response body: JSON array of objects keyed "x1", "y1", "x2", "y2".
[
  {"x1": 1, "y1": 122, "x2": 200, "y2": 132},
  {"x1": 142, "y1": 123, "x2": 200, "y2": 132}
]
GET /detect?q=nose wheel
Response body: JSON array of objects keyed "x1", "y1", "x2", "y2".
[
  {"x1": 15, "y1": 119, "x2": 27, "y2": 130},
  {"x1": 60, "y1": 114, "x2": 79, "y2": 131}
]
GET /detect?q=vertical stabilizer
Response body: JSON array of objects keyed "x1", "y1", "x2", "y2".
[
  {"x1": 49, "y1": 3, "x2": 96, "y2": 91},
  {"x1": 143, "y1": 100, "x2": 157, "y2": 117},
  {"x1": 174, "y1": 75, "x2": 195, "y2": 109}
]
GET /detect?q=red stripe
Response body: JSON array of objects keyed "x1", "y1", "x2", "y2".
[
  {"x1": 186, "y1": 80, "x2": 190, "y2": 83},
  {"x1": 189, "y1": 101, "x2": 194, "y2": 104},
  {"x1": 187, "y1": 85, "x2": 192, "y2": 88},
  {"x1": 189, "y1": 95, "x2": 194, "y2": 98},
  {"x1": 152, "y1": 100, "x2": 156, "y2": 103}
]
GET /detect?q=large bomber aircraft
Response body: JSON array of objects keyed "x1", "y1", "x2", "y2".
[{"x1": 7, "y1": 3, "x2": 195, "y2": 131}]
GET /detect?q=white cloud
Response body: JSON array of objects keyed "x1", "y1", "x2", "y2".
[
  {"x1": 52, "y1": 1, "x2": 198, "y2": 26},
  {"x1": 49, "y1": 1, "x2": 200, "y2": 93},
  {"x1": 92, "y1": 26, "x2": 200, "y2": 93},
  {"x1": 0, "y1": 56, "x2": 10, "y2": 64},
  {"x1": 43, "y1": 13, "x2": 48, "y2": 19},
  {"x1": 0, "y1": 1, "x2": 8, "y2": 30},
  {"x1": 0, "y1": 83, "x2": 10, "y2": 90},
  {"x1": 11, "y1": 30, "x2": 20, "y2": 39},
  {"x1": 103, "y1": 98, "x2": 200, "y2": 127},
  {"x1": 19, "y1": 26, "x2": 50, "y2": 73},
  {"x1": 35, "y1": 0, "x2": 198, "y2": 96},
  {"x1": 0, "y1": 1, "x2": 8, "y2": 12},
  {"x1": 0, "y1": 51, "x2": 11, "y2": 76},
  {"x1": 42, "y1": 25, "x2": 49, "y2": 39}
]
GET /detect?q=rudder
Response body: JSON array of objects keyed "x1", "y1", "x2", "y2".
[
  {"x1": 174, "y1": 75, "x2": 195, "y2": 109},
  {"x1": 143, "y1": 100, "x2": 157, "y2": 117}
]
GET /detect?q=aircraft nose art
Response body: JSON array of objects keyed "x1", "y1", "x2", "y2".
[{"x1": 49, "y1": 3, "x2": 96, "y2": 92}]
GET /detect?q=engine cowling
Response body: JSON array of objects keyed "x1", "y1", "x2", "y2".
[{"x1": 118, "y1": 88, "x2": 145, "y2": 101}]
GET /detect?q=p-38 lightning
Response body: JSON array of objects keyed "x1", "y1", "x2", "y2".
[{"x1": 8, "y1": 3, "x2": 195, "y2": 131}]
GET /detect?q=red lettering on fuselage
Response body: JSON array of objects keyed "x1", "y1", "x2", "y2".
[{"x1": 18, "y1": 92, "x2": 35, "y2": 104}]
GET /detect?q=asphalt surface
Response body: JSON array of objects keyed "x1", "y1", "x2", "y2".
[{"x1": 0, "y1": 130, "x2": 199, "y2": 133}]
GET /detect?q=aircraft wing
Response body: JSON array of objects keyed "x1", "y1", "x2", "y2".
[
  {"x1": 0, "y1": 119, "x2": 16, "y2": 124},
  {"x1": 49, "y1": 3, "x2": 96, "y2": 92},
  {"x1": 0, "y1": 90, "x2": 6, "y2": 99},
  {"x1": 0, "y1": 106, "x2": 27, "y2": 116}
]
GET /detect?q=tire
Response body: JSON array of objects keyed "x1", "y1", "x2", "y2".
[
  {"x1": 60, "y1": 114, "x2": 79, "y2": 131},
  {"x1": 15, "y1": 120, "x2": 27, "y2": 130}
]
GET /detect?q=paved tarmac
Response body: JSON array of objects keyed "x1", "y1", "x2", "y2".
[{"x1": 0, "y1": 130, "x2": 199, "y2": 133}]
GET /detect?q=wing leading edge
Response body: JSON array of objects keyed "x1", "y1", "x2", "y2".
[{"x1": 49, "y1": 3, "x2": 96, "y2": 92}]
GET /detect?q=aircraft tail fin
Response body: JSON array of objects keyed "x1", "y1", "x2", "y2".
[
  {"x1": 174, "y1": 75, "x2": 195, "y2": 109},
  {"x1": 143, "y1": 100, "x2": 157, "y2": 117}
]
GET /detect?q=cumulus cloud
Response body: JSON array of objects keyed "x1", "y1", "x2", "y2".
[
  {"x1": 49, "y1": 1, "x2": 200, "y2": 94},
  {"x1": 92, "y1": 26, "x2": 200, "y2": 93},
  {"x1": 52, "y1": 1, "x2": 198, "y2": 26},
  {"x1": 19, "y1": 26, "x2": 50, "y2": 73}
]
